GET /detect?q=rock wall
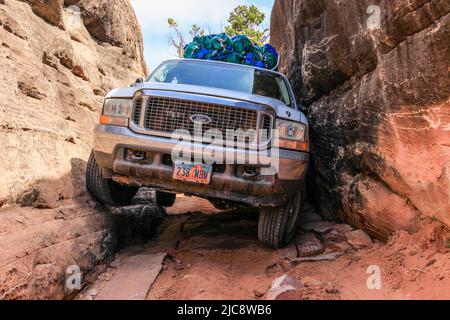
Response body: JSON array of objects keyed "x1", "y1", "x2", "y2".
[
  {"x1": 0, "y1": 0, "x2": 146, "y2": 299},
  {"x1": 0, "y1": 0, "x2": 146, "y2": 207},
  {"x1": 271, "y1": 0, "x2": 450, "y2": 240}
]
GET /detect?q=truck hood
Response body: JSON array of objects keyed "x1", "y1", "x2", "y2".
[{"x1": 106, "y1": 82, "x2": 308, "y2": 124}]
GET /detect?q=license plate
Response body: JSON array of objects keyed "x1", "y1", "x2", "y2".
[{"x1": 173, "y1": 162, "x2": 212, "y2": 185}]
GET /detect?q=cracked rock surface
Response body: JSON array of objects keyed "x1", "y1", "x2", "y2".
[
  {"x1": 0, "y1": 0, "x2": 147, "y2": 299},
  {"x1": 271, "y1": 0, "x2": 450, "y2": 239},
  {"x1": 0, "y1": 0, "x2": 146, "y2": 207}
]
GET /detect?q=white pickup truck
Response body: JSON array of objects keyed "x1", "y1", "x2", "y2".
[{"x1": 86, "y1": 59, "x2": 310, "y2": 248}]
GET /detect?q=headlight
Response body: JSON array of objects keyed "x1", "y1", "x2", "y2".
[
  {"x1": 276, "y1": 120, "x2": 306, "y2": 141},
  {"x1": 275, "y1": 119, "x2": 309, "y2": 151},
  {"x1": 100, "y1": 98, "x2": 133, "y2": 126},
  {"x1": 103, "y1": 98, "x2": 133, "y2": 117}
]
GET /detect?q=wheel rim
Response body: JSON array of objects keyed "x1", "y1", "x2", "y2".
[{"x1": 285, "y1": 191, "x2": 302, "y2": 237}]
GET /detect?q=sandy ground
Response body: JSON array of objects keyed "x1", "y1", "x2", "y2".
[{"x1": 78, "y1": 197, "x2": 450, "y2": 301}]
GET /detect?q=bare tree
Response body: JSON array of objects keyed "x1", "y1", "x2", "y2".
[
  {"x1": 168, "y1": 18, "x2": 185, "y2": 58},
  {"x1": 168, "y1": 18, "x2": 204, "y2": 58}
]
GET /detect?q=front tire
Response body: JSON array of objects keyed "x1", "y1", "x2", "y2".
[
  {"x1": 86, "y1": 151, "x2": 139, "y2": 206},
  {"x1": 258, "y1": 190, "x2": 303, "y2": 249}
]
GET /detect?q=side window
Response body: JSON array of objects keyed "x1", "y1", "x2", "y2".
[
  {"x1": 253, "y1": 71, "x2": 284, "y2": 102},
  {"x1": 277, "y1": 78, "x2": 292, "y2": 108}
]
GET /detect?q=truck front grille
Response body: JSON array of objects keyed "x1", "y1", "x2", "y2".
[
  {"x1": 133, "y1": 98, "x2": 143, "y2": 124},
  {"x1": 132, "y1": 96, "x2": 261, "y2": 137},
  {"x1": 262, "y1": 115, "x2": 272, "y2": 132}
]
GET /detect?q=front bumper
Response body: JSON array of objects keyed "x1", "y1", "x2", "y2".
[{"x1": 93, "y1": 125, "x2": 309, "y2": 207}]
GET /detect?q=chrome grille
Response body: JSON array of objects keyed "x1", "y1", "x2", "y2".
[
  {"x1": 262, "y1": 115, "x2": 272, "y2": 132},
  {"x1": 132, "y1": 98, "x2": 143, "y2": 124},
  {"x1": 260, "y1": 115, "x2": 273, "y2": 143},
  {"x1": 138, "y1": 96, "x2": 259, "y2": 135}
]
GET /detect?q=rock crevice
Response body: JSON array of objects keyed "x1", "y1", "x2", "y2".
[{"x1": 271, "y1": 0, "x2": 450, "y2": 239}]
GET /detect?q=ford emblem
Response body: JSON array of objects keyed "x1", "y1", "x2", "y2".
[{"x1": 190, "y1": 114, "x2": 212, "y2": 125}]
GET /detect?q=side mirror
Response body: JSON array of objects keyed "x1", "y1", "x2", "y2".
[{"x1": 131, "y1": 77, "x2": 144, "y2": 87}]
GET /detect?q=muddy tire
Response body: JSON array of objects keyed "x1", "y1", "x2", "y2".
[
  {"x1": 155, "y1": 191, "x2": 177, "y2": 207},
  {"x1": 86, "y1": 151, "x2": 139, "y2": 206},
  {"x1": 258, "y1": 190, "x2": 303, "y2": 249}
]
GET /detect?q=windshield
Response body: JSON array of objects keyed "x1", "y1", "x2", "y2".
[{"x1": 147, "y1": 61, "x2": 293, "y2": 107}]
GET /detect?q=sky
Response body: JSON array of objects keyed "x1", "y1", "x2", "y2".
[{"x1": 129, "y1": 0, "x2": 275, "y2": 72}]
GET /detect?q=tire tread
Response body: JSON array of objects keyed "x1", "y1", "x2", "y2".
[
  {"x1": 86, "y1": 151, "x2": 138, "y2": 206},
  {"x1": 258, "y1": 190, "x2": 303, "y2": 249}
]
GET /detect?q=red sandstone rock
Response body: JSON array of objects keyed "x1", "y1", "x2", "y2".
[
  {"x1": 0, "y1": 0, "x2": 147, "y2": 299},
  {"x1": 345, "y1": 230, "x2": 373, "y2": 250},
  {"x1": 271, "y1": 0, "x2": 450, "y2": 240}
]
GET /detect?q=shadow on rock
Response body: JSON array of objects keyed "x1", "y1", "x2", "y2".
[
  {"x1": 110, "y1": 189, "x2": 167, "y2": 249},
  {"x1": 69, "y1": 158, "x2": 168, "y2": 249},
  {"x1": 173, "y1": 211, "x2": 261, "y2": 251},
  {"x1": 0, "y1": 157, "x2": 167, "y2": 299}
]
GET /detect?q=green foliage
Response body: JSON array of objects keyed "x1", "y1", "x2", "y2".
[
  {"x1": 225, "y1": 5, "x2": 269, "y2": 45},
  {"x1": 168, "y1": 17, "x2": 177, "y2": 28}
]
